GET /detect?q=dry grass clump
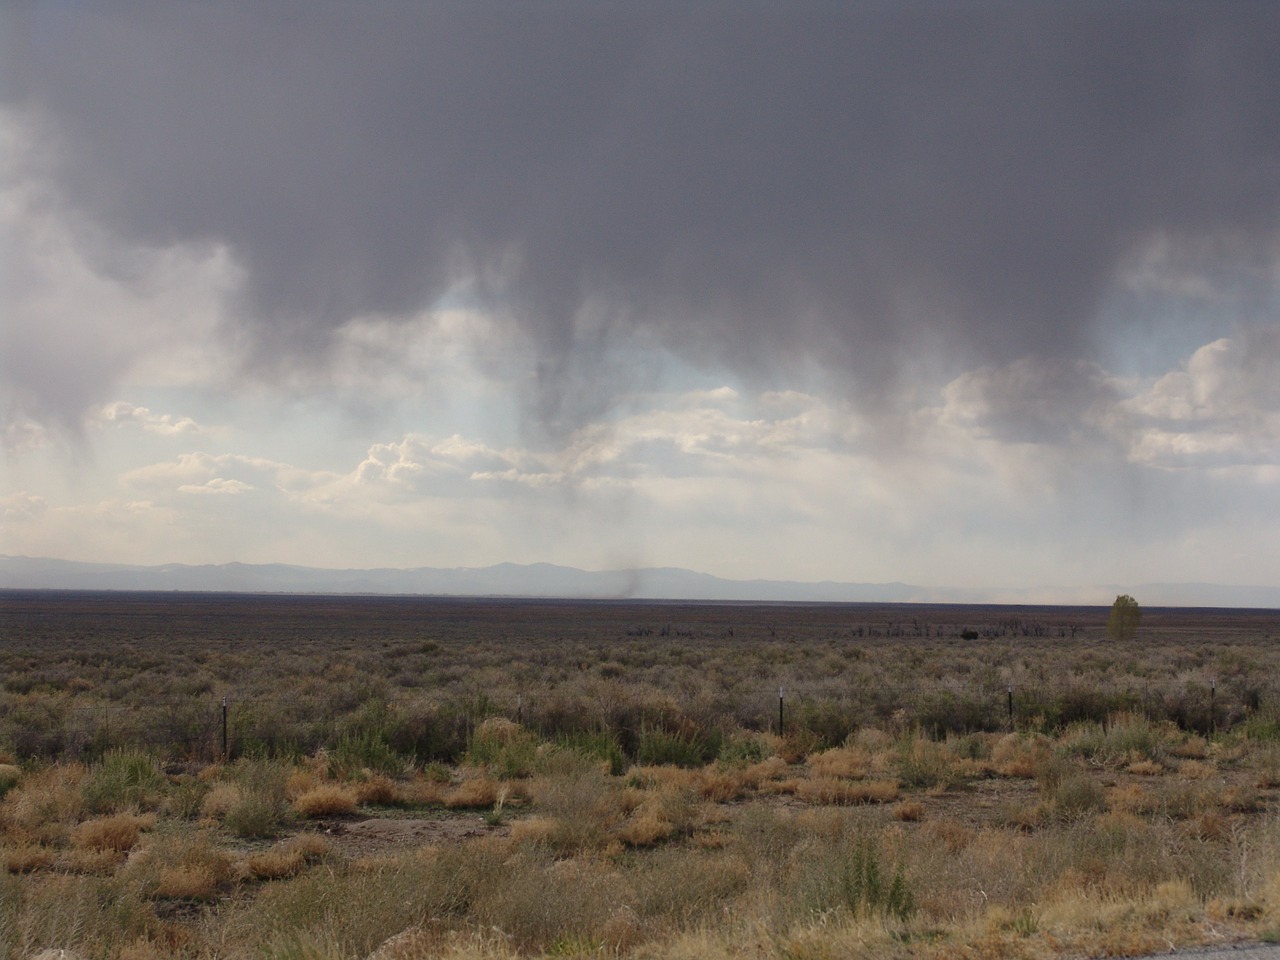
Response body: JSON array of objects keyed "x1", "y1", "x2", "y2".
[
  {"x1": 1, "y1": 763, "x2": 87, "y2": 843},
  {"x1": 894, "y1": 799, "x2": 925, "y2": 821},
  {"x1": 3, "y1": 842, "x2": 55, "y2": 873},
  {"x1": 991, "y1": 732, "x2": 1053, "y2": 777},
  {"x1": 1107, "y1": 782, "x2": 1159, "y2": 815},
  {"x1": 1127, "y1": 759, "x2": 1165, "y2": 775},
  {"x1": 136, "y1": 831, "x2": 234, "y2": 900},
  {"x1": 354, "y1": 774, "x2": 399, "y2": 806},
  {"x1": 242, "y1": 834, "x2": 331, "y2": 880},
  {"x1": 392, "y1": 776, "x2": 448, "y2": 808},
  {"x1": 70, "y1": 812, "x2": 155, "y2": 852},
  {"x1": 1178, "y1": 759, "x2": 1216, "y2": 779},
  {"x1": 740, "y1": 755, "x2": 790, "y2": 788},
  {"x1": 292, "y1": 783, "x2": 359, "y2": 818},
  {"x1": 198, "y1": 782, "x2": 243, "y2": 820},
  {"x1": 807, "y1": 745, "x2": 872, "y2": 780},
  {"x1": 795, "y1": 777, "x2": 900, "y2": 806},
  {"x1": 444, "y1": 776, "x2": 501, "y2": 809},
  {"x1": 614, "y1": 782, "x2": 705, "y2": 848}
]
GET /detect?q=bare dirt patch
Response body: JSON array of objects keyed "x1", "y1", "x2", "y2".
[{"x1": 309, "y1": 813, "x2": 506, "y2": 858}]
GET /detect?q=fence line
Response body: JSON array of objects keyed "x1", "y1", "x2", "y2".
[{"x1": 0, "y1": 676, "x2": 1275, "y2": 762}]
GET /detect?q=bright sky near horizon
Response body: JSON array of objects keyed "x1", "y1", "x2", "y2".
[{"x1": 2, "y1": 1, "x2": 1279, "y2": 595}]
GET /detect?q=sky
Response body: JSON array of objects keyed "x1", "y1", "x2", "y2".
[{"x1": 2, "y1": 1, "x2": 1280, "y2": 595}]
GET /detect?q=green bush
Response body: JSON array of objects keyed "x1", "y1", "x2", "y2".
[
  {"x1": 554, "y1": 728, "x2": 627, "y2": 776},
  {"x1": 636, "y1": 724, "x2": 722, "y2": 768},
  {"x1": 331, "y1": 731, "x2": 404, "y2": 777},
  {"x1": 224, "y1": 759, "x2": 291, "y2": 838},
  {"x1": 466, "y1": 721, "x2": 540, "y2": 779},
  {"x1": 83, "y1": 749, "x2": 165, "y2": 813},
  {"x1": 792, "y1": 834, "x2": 914, "y2": 921}
]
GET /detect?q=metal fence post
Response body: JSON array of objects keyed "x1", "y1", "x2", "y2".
[{"x1": 778, "y1": 686, "x2": 785, "y2": 736}]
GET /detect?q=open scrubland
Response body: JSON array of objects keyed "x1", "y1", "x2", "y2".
[{"x1": 2, "y1": 593, "x2": 1280, "y2": 959}]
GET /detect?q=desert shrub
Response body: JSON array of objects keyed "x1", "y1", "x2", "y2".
[
  {"x1": 330, "y1": 731, "x2": 403, "y2": 778},
  {"x1": 0, "y1": 764, "x2": 20, "y2": 801},
  {"x1": 555, "y1": 728, "x2": 628, "y2": 776},
  {"x1": 221, "y1": 760, "x2": 291, "y2": 838},
  {"x1": 896, "y1": 734, "x2": 966, "y2": 790},
  {"x1": 471, "y1": 849, "x2": 628, "y2": 952},
  {"x1": 3, "y1": 695, "x2": 72, "y2": 758},
  {"x1": 162, "y1": 775, "x2": 209, "y2": 819},
  {"x1": 0, "y1": 872, "x2": 154, "y2": 951},
  {"x1": 387, "y1": 701, "x2": 469, "y2": 763},
  {"x1": 1039, "y1": 687, "x2": 1139, "y2": 730},
  {"x1": 1059, "y1": 713, "x2": 1164, "y2": 765},
  {"x1": 1046, "y1": 774, "x2": 1107, "y2": 821},
  {"x1": 129, "y1": 828, "x2": 234, "y2": 901},
  {"x1": 992, "y1": 732, "x2": 1054, "y2": 777},
  {"x1": 915, "y1": 689, "x2": 1001, "y2": 735},
  {"x1": 636, "y1": 724, "x2": 721, "y2": 768},
  {"x1": 466, "y1": 719, "x2": 540, "y2": 779},
  {"x1": 791, "y1": 699, "x2": 862, "y2": 748},
  {"x1": 718, "y1": 733, "x2": 768, "y2": 766},
  {"x1": 83, "y1": 749, "x2": 165, "y2": 813},
  {"x1": 789, "y1": 833, "x2": 914, "y2": 921},
  {"x1": 630, "y1": 848, "x2": 752, "y2": 927}
]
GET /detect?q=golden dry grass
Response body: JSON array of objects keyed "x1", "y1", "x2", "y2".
[
  {"x1": 795, "y1": 776, "x2": 900, "y2": 805},
  {"x1": 292, "y1": 783, "x2": 359, "y2": 817},
  {"x1": 807, "y1": 745, "x2": 872, "y2": 780},
  {"x1": 70, "y1": 812, "x2": 155, "y2": 852},
  {"x1": 444, "y1": 777, "x2": 501, "y2": 809}
]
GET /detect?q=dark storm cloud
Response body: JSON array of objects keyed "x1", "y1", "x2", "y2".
[{"x1": 4, "y1": 1, "x2": 1280, "y2": 427}]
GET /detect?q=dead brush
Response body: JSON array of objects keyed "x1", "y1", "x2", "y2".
[
  {"x1": 740, "y1": 755, "x2": 789, "y2": 788},
  {"x1": 198, "y1": 782, "x2": 243, "y2": 821},
  {"x1": 615, "y1": 802, "x2": 675, "y2": 847},
  {"x1": 795, "y1": 777, "x2": 900, "y2": 806},
  {"x1": 1126, "y1": 759, "x2": 1165, "y2": 776},
  {"x1": 807, "y1": 745, "x2": 872, "y2": 780},
  {"x1": 292, "y1": 783, "x2": 359, "y2": 818},
  {"x1": 2, "y1": 763, "x2": 87, "y2": 841},
  {"x1": 70, "y1": 812, "x2": 156, "y2": 852},
  {"x1": 3, "y1": 842, "x2": 55, "y2": 873},
  {"x1": 444, "y1": 776, "x2": 501, "y2": 809},
  {"x1": 135, "y1": 832, "x2": 234, "y2": 900},
  {"x1": 354, "y1": 774, "x2": 398, "y2": 806},
  {"x1": 1107, "y1": 782, "x2": 1158, "y2": 815},
  {"x1": 991, "y1": 732, "x2": 1053, "y2": 778},
  {"x1": 696, "y1": 767, "x2": 749, "y2": 803},
  {"x1": 240, "y1": 834, "x2": 328, "y2": 881},
  {"x1": 894, "y1": 800, "x2": 925, "y2": 822}
]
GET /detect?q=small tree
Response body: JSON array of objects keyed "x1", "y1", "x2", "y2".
[{"x1": 1107, "y1": 594, "x2": 1141, "y2": 641}]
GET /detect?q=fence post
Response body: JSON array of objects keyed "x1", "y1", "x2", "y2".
[
  {"x1": 778, "y1": 686, "x2": 785, "y2": 736},
  {"x1": 1007, "y1": 684, "x2": 1014, "y2": 731},
  {"x1": 221, "y1": 697, "x2": 228, "y2": 760},
  {"x1": 1210, "y1": 679, "x2": 1216, "y2": 735}
]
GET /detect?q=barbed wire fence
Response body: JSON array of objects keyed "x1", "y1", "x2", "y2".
[{"x1": 1, "y1": 676, "x2": 1276, "y2": 764}]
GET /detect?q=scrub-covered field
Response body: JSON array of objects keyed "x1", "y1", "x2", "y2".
[{"x1": 2, "y1": 592, "x2": 1280, "y2": 959}]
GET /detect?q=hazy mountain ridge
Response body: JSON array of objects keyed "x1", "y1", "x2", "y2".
[{"x1": 1, "y1": 556, "x2": 1277, "y2": 608}]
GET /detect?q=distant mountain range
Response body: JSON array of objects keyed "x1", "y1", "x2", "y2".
[{"x1": 2, "y1": 555, "x2": 1278, "y2": 608}]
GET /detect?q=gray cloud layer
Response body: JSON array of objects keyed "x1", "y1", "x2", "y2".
[{"x1": 5, "y1": 1, "x2": 1279, "y2": 429}]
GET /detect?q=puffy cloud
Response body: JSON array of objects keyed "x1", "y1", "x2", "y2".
[
  {"x1": 1124, "y1": 330, "x2": 1280, "y2": 471},
  {"x1": 96, "y1": 401, "x2": 202, "y2": 435}
]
